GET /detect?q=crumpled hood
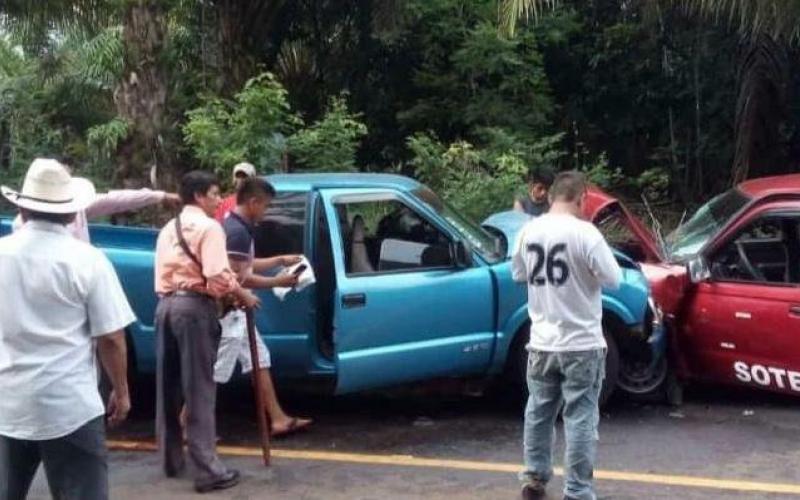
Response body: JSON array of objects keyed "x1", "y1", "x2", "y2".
[{"x1": 584, "y1": 186, "x2": 663, "y2": 263}]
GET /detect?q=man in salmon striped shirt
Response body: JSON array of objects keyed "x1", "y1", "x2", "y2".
[{"x1": 154, "y1": 170, "x2": 259, "y2": 494}]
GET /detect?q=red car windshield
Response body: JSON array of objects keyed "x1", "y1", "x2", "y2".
[{"x1": 666, "y1": 188, "x2": 751, "y2": 262}]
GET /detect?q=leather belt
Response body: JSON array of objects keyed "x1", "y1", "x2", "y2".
[{"x1": 161, "y1": 290, "x2": 213, "y2": 300}]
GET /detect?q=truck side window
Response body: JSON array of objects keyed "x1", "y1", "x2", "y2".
[
  {"x1": 335, "y1": 198, "x2": 453, "y2": 274},
  {"x1": 710, "y1": 216, "x2": 796, "y2": 284},
  {"x1": 253, "y1": 192, "x2": 307, "y2": 258}
]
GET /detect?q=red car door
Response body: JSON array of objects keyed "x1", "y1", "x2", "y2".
[{"x1": 682, "y1": 210, "x2": 800, "y2": 395}]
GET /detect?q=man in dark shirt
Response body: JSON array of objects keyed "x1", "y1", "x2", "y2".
[
  {"x1": 213, "y1": 178, "x2": 313, "y2": 437},
  {"x1": 513, "y1": 167, "x2": 555, "y2": 217}
]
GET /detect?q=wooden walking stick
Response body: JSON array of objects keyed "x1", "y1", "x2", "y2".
[{"x1": 245, "y1": 308, "x2": 271, "y2": 465}]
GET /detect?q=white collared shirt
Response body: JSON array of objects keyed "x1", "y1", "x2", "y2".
[{"x1": 0, "y1": 220, "x2": 136, "y2": 440}]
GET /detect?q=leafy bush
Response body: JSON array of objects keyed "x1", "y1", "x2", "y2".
[
  {"x1": 88, "y1": 118, "x2": 129, "y2": 160},
  {"x1": 287, "y1": 95, "x2": 368, "y2": 172},
  {"x1": 580, "y1": 153, "x2": 626, "y2": 190},
  {"x1": 408, "y1": 131, "x2": 563, "y2": 221},
  {"x1": 183, "y1": 73, "x2": 300, "y2": 177},
  {"x1": 636, "y1": 167, "x2": 671, "y2": 203}
]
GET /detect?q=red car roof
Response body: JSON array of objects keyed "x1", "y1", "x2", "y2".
[{"x1": 737, "y1": 173, "x2": 800, "y2": 198}]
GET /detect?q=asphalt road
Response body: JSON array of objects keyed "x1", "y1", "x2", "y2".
[{"x1": 27, "y1": 381, "x2": 800, "y2": 499}]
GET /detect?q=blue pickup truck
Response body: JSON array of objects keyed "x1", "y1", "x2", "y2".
[{"x1": 0, "y1": 173, "x2": 666, "y2": 404}]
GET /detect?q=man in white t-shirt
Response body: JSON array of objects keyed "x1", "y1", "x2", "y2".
[
  {"x1": 511, "y1": 171, "x2": 622, "y2": 500},
  {"x1": 0, "y1": 159, "x2": 136, "y2": 499}
]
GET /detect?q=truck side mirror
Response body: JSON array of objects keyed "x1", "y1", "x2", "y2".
[
  {"x1": 452, "y1": 240, "x2": 473, "y2": 268},
  {"x1": 687, "y1": 256, "x2": 710, "y2": 284}
]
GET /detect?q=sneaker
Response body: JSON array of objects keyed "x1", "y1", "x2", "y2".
[{"x1": 521, "y1": 481, "x2": 547, "y2": 500}]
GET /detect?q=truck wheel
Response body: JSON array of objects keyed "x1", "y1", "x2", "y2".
[
  {"x1": 508, "y1": 327, "x2": 619, "y2": 409},
  {"x1": 599, "y1": 330, "x2": 619, "y2": 408},
  {"x1": 617, "y1": 355, "x2": 669, "y2": 397}
]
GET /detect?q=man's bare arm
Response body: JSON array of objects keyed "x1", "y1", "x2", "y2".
[
  {"x1": 243, "y1": 273, "x2": 298, "y2": 290},
  {"x1": 97, "y1": 330, "x2": 130, "y2": 426},
  {"x1": 252, "y1": 256, "x2": 284, "y2": 272},
  {"x1": 252, "y1": 254, "x2": 302, "y2": 273}
]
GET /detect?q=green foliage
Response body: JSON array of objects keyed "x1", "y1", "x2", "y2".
[
  {"x1": 287, "y1": 95, "x2": 368, "y2": 172},
  {"x1": 4, "y1": 0, "x2": 800, "y2": 220},
  {"x1": 74, "y1": 27, "x2": 123, "y2": 88},
  {"x1": 636, "y1": 167, "x2": 671, "y2": 203},
  {"x1": 183, "y1": 73, "x2": 300, "y2": 177},
  {"x1": 409, "y1": 131, "x2": 563, "y2": 221},
  {"x1": 399, "y1": 2, "x2": 553, "y2": 147},
  {"x1": 580, "y1": 153, "x2": 625, "y2": 190},
  {"x1": 87, "y1": 118, "x2": 129, "y2": 160}
]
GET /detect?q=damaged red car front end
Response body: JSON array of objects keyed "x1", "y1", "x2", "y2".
[
  {"x1": 587, "y1": 176, "x2": 800, "y2": 398},
  {"x1": 584, "y1": 187, "x2": 688, "y2": 314}
]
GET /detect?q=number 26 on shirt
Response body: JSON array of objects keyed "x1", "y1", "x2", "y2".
[{"x1": 527, "y1": 243, "x2": 570, "y2": 286}]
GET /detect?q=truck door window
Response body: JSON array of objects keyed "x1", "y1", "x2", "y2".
[
  {"x1": 710, "y1": 216, "x2": 795, "y2": 284},
  {"x1": 253, "y1": 192, "x2": 307, "y2": 258},
  {"x1": 334, "y1": 198, "x2": 454, "y2": 274}
]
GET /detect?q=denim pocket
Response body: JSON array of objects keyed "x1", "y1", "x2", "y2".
[
  {"x1": 563, "y1": 350, "x2": 604, "y2": 386},
  {"x1": 528, "y1": 350, "x2": 546, "y2": 380}
]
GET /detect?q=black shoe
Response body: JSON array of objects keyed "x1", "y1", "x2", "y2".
[
  {"x1": 195, "y1": 469, "x2": 241, "y2": 494},
  {"x1": 521, "y1": 481, "x2": 547, "y2": 500}
]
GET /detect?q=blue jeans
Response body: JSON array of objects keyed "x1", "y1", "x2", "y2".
[{"x1": 520, "y1": 348, "x2": 606, "y2": 500}]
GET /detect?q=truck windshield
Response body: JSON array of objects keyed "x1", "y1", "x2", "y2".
[
  {"x1": 414, "y1": 187, "x2": 503, "y2": 264},
  {"x1": 666, "y1": 188, "x2": 750, "y2": 261}
]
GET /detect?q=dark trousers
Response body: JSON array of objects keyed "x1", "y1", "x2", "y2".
[
  {"x1": 0, "y1": 417, "x2": 107, "y2": 500},
  {"x1": 155, "y1": 295, "x2": 227, "y2": 484}
]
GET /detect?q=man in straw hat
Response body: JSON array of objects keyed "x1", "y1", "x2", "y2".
[
  {"x1": 0, "y1": 158, "x2": 136, "y2": 500},
  {"x1": 154, "y1": 170, "x2": 260, "y2": 493}
]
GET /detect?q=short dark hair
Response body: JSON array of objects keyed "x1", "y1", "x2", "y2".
[
  {"x1": 549, "y1": 171, "x2": 587, "y2": 203},
  {"x1": 527, "y1": 167, "x2": 555, "y2": 187},
  {"x1": 20, "y1": 209, "x2": 76, "y2": 225},
  {"x1": 236, "y1": 177, "x2": 276, "y2": 205},
  {"x1": 179, "y1": 170, "x2": 219, "y2": 205}
]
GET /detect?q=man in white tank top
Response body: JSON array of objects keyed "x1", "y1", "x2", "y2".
[{"x1": 512, "y1": 171, "x2": 622, "y2": 500}]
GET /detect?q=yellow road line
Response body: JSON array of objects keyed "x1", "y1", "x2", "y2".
[{"x1": 108, "y1": 440, "x2": 800, "y2": 495}]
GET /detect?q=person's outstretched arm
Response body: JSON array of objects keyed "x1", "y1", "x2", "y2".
[{"x1": 85, "y1": 189, "x2": 180, "y2": 219}]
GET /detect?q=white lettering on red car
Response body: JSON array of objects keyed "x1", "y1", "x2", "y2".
[{"x1": 734, "y1": 361, "x2": 800, "y2": 391}]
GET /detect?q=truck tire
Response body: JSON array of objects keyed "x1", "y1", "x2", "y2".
[
  {"x1": 599, "y1": 330, "x2": 619, "y2": 407},
  {"x1": 509, "y1": 327, "x2": 619, "y2": 408}
]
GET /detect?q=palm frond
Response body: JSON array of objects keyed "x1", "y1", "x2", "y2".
[
  {"x1": 677, "y1": 0, "x2": 800, "y2": 43},
  {"x1": 0, "y1": 0, "x2": 119, "y2": 54},
  {"x1": 498, "y1": 0, "x2": 559, "y2": 37}
]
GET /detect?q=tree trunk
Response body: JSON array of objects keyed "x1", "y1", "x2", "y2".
[
  {"x1": 692, "y1": 28, "x2": 704, "y2": 197},
  {"x1": 215, "y1": 0, "x2": 286, "y2": 96},
  {"x1": 731, "y1": 36, "x2": 789, "y2": 184},
  {"x1": 113, "y1": 0, "x2": 168, "y2": 188}
]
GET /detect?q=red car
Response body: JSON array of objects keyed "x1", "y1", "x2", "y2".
[{"x1": 586, "y1": 174, "x2": 800, "y2": 400}]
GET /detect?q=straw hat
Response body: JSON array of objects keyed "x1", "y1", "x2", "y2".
[{"x1": 1, "y1": 158, "x2": 96, "y2": 214}]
